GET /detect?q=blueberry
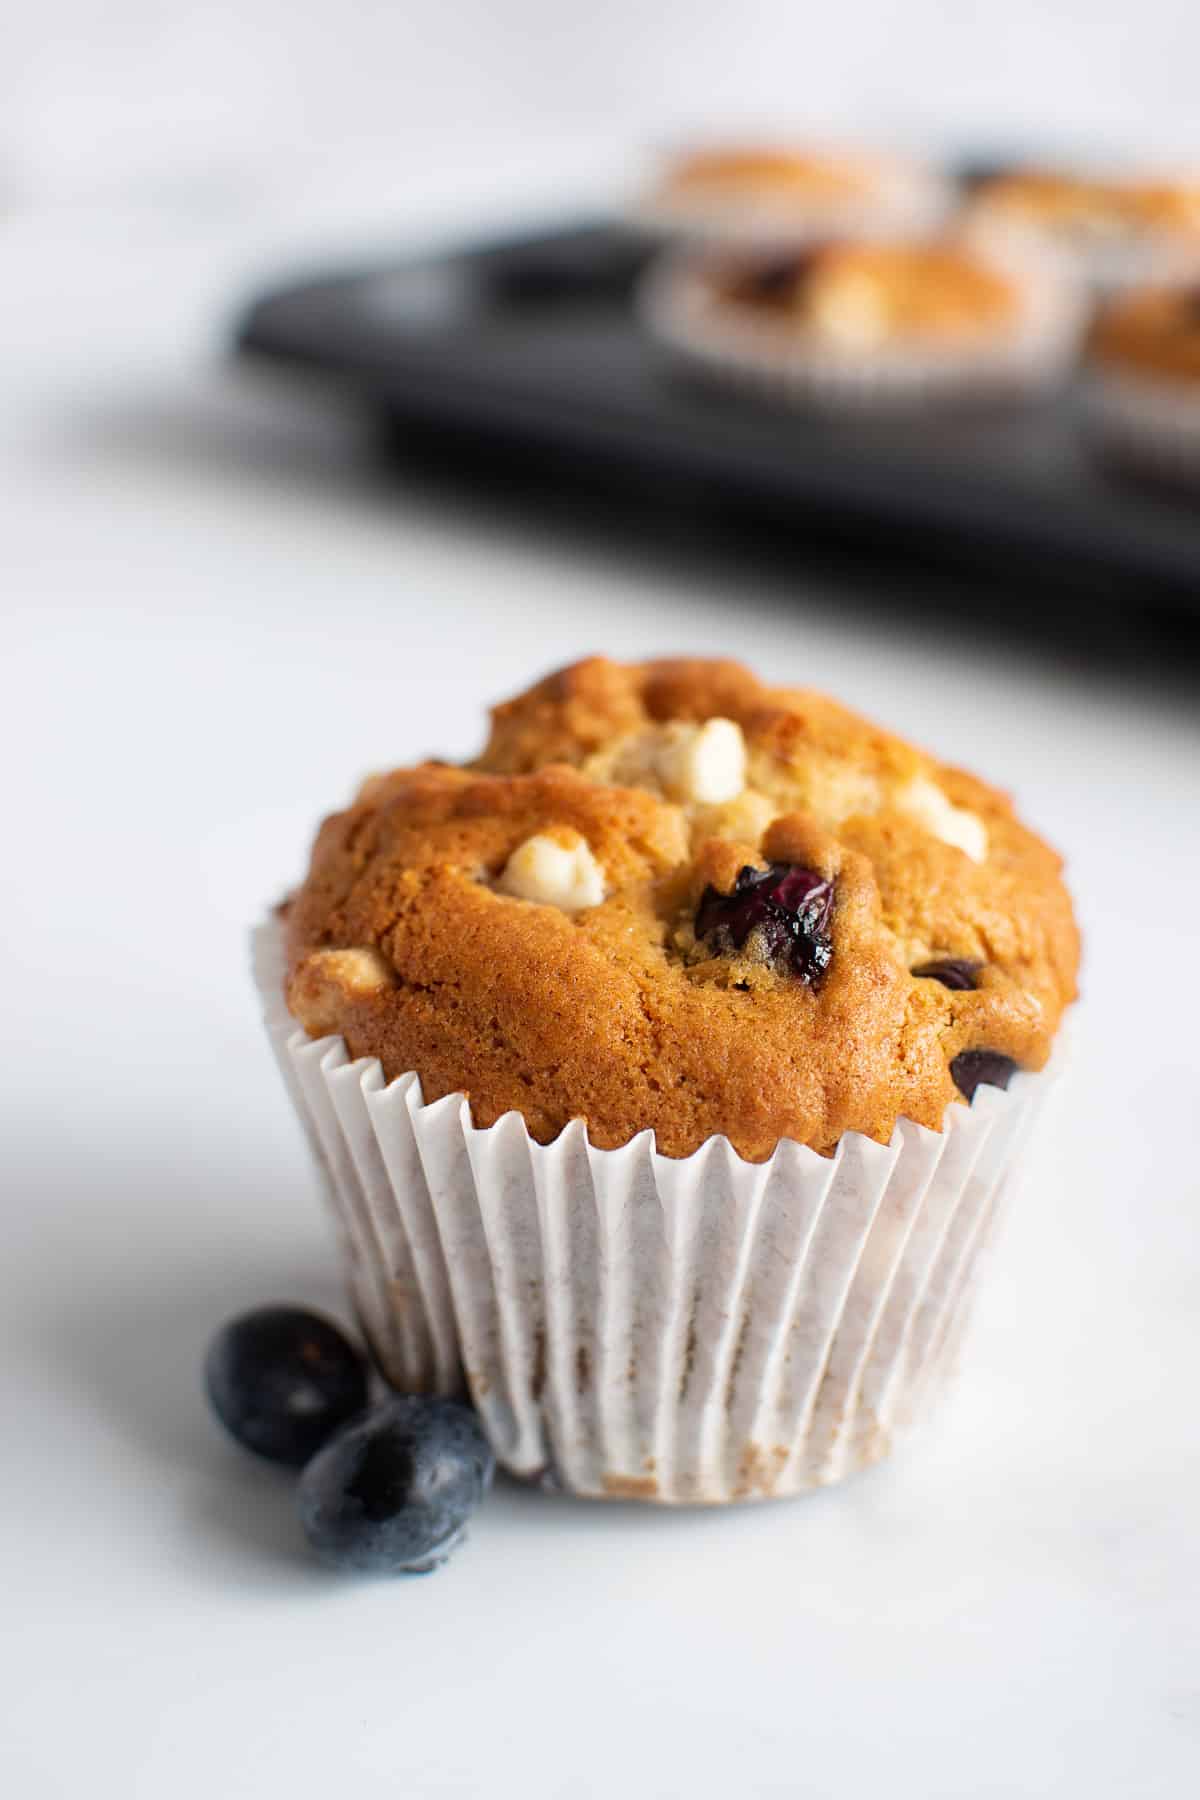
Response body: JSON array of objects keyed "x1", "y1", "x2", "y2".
[
  {"x1": 205, "y1": 1306, "x2": 369, "y2": 1468},
  {"x1": 694, "y1": 862, "x2": 835, "y2": 985},
  {"x1": 912, "y1": 958, "x2": 983, "y2": 991},
  {"x1": 298, "y1": 1397, "x2": 494, "y2": 1575},
  {"x1": 950, "y1": 1050, "x2": 1018, "y2": 1101}
]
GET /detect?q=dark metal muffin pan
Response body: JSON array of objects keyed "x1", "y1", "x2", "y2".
[{"x1": 236, "y1": 220, "x2": 1200, "y2": 597}]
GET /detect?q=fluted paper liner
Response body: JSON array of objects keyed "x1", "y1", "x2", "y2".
[{"x1": 255, "y1": 921, "x2": 1055, "y2": 1504}]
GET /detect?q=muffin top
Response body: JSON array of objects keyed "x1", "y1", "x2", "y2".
[
  {"x1": 659, "y1": 146, "x2": 886, "y2": 203},
  {"x1": 642, "y1": 145, "x2": 943, "y2": 241},
  {"x1": 283, "y1": 658, "x2": 1079, "y2": 1161},
  {"x1": 715, "y1": 242, "x2": 1021, "y2": 349},
  {"x1": 972, "y1": 170, "x2": 1200, "y2": 245},
  {"x1": 1089, "y1": 283, "x2": 1200, "y2": 383}
]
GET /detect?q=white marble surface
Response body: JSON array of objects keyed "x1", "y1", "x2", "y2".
[{"x1": 4, "y1": 168, "x2": 1200, "y2": 1798}]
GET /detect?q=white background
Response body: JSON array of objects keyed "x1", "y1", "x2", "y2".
[
  {"x1": 4, "y1": 9, "x2": 1200, "y2": 1797},
  {"x1": 5, "y1": 0, "x2": 1200, "y2": 202}
]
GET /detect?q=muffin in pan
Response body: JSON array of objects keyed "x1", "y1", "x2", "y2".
[
  {"x1": 640, "y1": 237, "x2": 1083, "y2": 410},
  {"x1": 638, "y1": 143, "x2": 950, "y2": 246},
  {"x1": 1084, "y1": 281, "x2": 1200, "y2": 485},
  {"x1": 966, "y1": 168, "x2": 1200, "y2": 291},
  {"x1": 259, "y1": 658, "x2": 1079, "y2": 1503}
]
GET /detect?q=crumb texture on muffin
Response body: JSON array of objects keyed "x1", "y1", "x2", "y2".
[{"x1": 283, "y1": 658, "x2": 1079, "y2": 1160}]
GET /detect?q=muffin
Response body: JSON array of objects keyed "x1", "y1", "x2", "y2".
[
  {"x1": 639, "y1": 143, "x2": 949, "y2": 246},
  {"x1": 257, "y1": 658, "x2": 1079, "y2": 1503},
  {"x1": 1084, "y1": 282, "x2": 1200, "y2": 484},
  {"x1": 966, "y1": 168, "x2": 1200, "y2": 290},
  {"x1": 640, "y1": 237, "x2": 1082, "y2": 410}
]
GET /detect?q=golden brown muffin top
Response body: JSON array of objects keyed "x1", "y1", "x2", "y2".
[
  {"x1": 660, "y1": 146, "x2": 880, "y2": 202},
  {"x1": 973, "y1": 170, "x2": 1200, "y2": 242},
  {"x1": 1089, "y1": 282, "x2": 1200, "y2": 383},
  {"x1": 283, "y1": 658, "x2": 1079, "y2": 1161},
  {"x1": 714, "y1": 242, "x2": 1020, "y2": 347}
]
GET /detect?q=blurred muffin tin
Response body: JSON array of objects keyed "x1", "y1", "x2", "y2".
[{"x1": 237, "y1": 220, "x2": 1200, "y2": 595}]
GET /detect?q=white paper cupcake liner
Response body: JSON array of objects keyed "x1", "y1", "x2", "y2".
[
  {"x1": 255, "y1": 919, "x2": 1058, "y2": 1504},
  {"x1": 1084, "y1": 366, "x2": 1200, "y2": 488},
  {"x1": 635, "y1": 163, "x2": 953, "y2": 251},
  {"x1": 639, "y1": 243, "x2": 1086, "y2": 412}
]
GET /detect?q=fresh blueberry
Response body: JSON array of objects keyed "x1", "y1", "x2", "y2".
[
  {"x1": 694, "y1": 862, "x2": 835, "y2": 985},
  {"x1": 298, "y1": 1397, "x2": 494, "y2": 1575},
  {"x1": 205, "y1": 1306, "x2": 369, "y2": 1468},
  {"x1": 912, "y1": 958, "x2": 983, "y2": 990},
  {"x1": 950, "y1": 1050, "x2": 1018, "y2": 1101}
]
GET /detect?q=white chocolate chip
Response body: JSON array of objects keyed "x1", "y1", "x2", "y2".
[
  {"x1": 302, "y1": 947, "x2": 392, "y2": 996},
  {"x1": 497, "y1": 833, "x2": 608, "y2": 913},
  {"x1": 657, "y1": 718, "x2": 747, "y2": 805},
  {"x1": 897, "y1": 775, "x2": 988, "y2": 863},
  {"x1": 584, "y1": 718, "x2": 747, "y2": 810},
  {"x1": 288, "y1": 946, "x2": 393, "y2": 1036}
]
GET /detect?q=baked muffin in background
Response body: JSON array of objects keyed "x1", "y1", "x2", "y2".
[
  {"x1": 640, "y1": 237, "x2": 1083, "y2": 410},
  {"x1": 1084, "y1": 282, "x2": 1200, "y2": 485},
  {"x1": 966, "y1": 168, "x2": 1200, "y2": 290},
  {"x1": 258, "y1": 658, "x2": 1079, "y2": 1504},
  {"x1": 638, "y1": 143, "x2": 950, "y2": 246}
]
